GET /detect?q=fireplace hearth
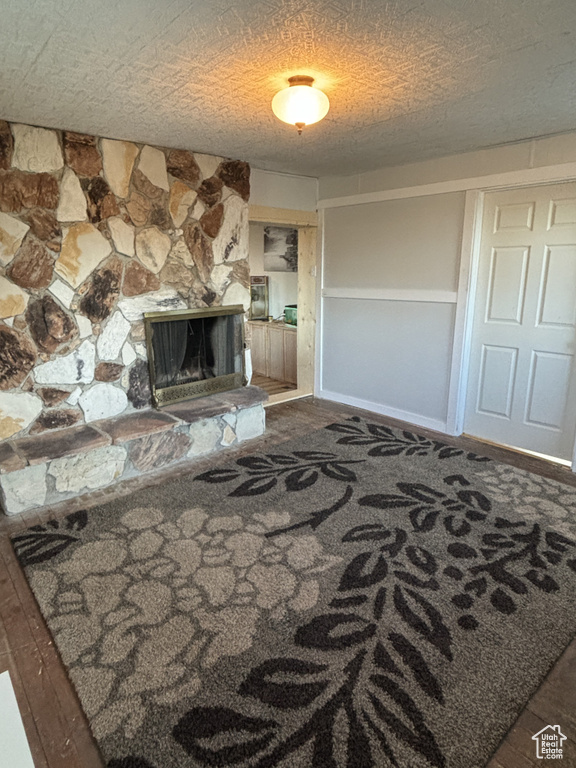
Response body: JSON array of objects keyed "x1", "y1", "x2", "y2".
[{"x1": 144, "y1": 305, "x2": 246, "y2": 407}]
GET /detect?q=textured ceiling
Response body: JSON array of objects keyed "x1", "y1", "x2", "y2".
[{"x1": 1, "y1": 0, "x2": 576, "y2": 177}]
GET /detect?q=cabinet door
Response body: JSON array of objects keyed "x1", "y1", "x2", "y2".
[
  {"x1": 267, "y1": 326, "x2": 285, "y2": 380},
  {"x1": 284, "y1": 330, "x2": 297, "y2": 385},
  {"x1": 250, "y1": 324, "x2": 267, "y2": 376}
]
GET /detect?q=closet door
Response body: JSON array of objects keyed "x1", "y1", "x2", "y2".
[{"x1": 465, "y1": 183, "x2": 576, "y2": 460}]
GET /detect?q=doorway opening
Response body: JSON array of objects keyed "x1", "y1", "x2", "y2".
[{"x1": 247, "y1": 205, "x2": 317, "y2": 405}]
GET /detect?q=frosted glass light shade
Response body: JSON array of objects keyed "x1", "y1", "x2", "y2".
[{"x1": 272, "y1": 76, "x2": 329, "y2": 133}]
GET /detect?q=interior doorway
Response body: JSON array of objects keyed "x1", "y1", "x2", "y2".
[
  {"x1": 247, "y1": 205, "x2": 317, "y2": 405},
  {"x1": 464, "y1": 182, "x2": 576, "y2": 462}
]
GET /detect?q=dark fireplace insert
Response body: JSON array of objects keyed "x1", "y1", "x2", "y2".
[{"x1": 144, "y1": 305, "x2": 246, "y2": 407}]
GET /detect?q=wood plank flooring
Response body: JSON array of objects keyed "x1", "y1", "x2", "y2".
[
  {"x1": 0, "y1": 397, "x2": 575, "y2": 767},
  {"x1": 251, "y1": 373, "x2": 297, "y2": 396}
]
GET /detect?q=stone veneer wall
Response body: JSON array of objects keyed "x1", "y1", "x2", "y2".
[{"x1": 0, "y1": 120, "x2": 251, "y2": 440}]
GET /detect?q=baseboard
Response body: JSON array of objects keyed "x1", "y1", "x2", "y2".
[
  {"x1": 317, "y1": 389, "x2": 448, "y2": 434},
  {"x1": 0, "y1": 671, "x2": 35, "y2": 768}
]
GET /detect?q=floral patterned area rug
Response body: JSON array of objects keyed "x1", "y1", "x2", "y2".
[{"x1": 12, "y1": 417, "x2": 576, "y2": 768}]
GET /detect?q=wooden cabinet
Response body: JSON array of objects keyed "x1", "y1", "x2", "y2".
[
  {"x1": 284, "y1": 328, "x2": 297, "y2": 384},
  {"x1": 249, "y1": 321, "x2": 297, "y2": 384},
  {"x1": 267, "y1": 325, "x2": 286, "y2": 381},
  {"x1": 250, "y1": 323, "x2": 267, "y2": 376}
]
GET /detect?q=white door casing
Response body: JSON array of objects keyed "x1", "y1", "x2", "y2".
[{"x1": 464, "y1": 183, "x2": 576, "y2": 461}]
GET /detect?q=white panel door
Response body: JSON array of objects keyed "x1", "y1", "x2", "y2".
[{"x1": 465, "y1": 183, "x2": 576, "y2": 460}]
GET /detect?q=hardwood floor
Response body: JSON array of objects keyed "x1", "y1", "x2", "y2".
[
  {"x1": 251, "y1": 373, "x2": 297, "y2": 396},
  {"x1": 0, "y1": 396, "x2": 574, "y2": 767}
]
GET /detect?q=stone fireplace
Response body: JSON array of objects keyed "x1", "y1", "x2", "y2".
[{"x1": 0, "y1": 119, "x2": 267, "y2": 516}]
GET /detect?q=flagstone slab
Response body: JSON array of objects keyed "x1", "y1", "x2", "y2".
[
  {"x1": 194, "y1": 153, "x2": 222, "y2": 182},
  {"x1": 56, "y1": 222, "x2": 112, "y2": 288},
  {"x1": 135, "y1": 227, "x2": 171, "y2": 274},
  {"x1": 48, "y1": 278, "x2": 75, "y2": 309},
  {"x1": 169, "y1": 181, "x2": 197, "y2": 227},
  {"x1": 0, "y1": 442, "x2": 26, "y2": 474},
  {"x1": 122, "y1": 261, "x2": 160, "y2": 297},
  {"x1": 29, "y1": 409, "x2": 81, "y2": 434},
  {"x1": 118, "y1": 288, "x2": 186, "y2": 323},
  {"x1": 235, "y1": 405, "x2": 266, "y2": 442},
  {"x1": 96, "y1": 311, "x2": 131, "y2": 361},
  {"x1": 56, "y1": 167, "x2": 87, "y2": 222},
  {"x1": 95, "y1": 362, "x2": 124, "y2": 382},
  {"x1": 34, "y1": 339, "x2": 96, "y2": 385},
  {"x1": 14, "y1": 423, "x2": 110, "y2": 465},
  {"x1": 217, "y1": 160, "x2": 251, "y2": 201},
  {"x1": 79, "y1": 382, "x2": 128, "y2": 422},
  {"x1": 212, "y1": 195, "x2": 248, "y2": 264},
  {"x1": 25, "y1": 208, "x2": 61, "y2": 251},
  {"x1": 0, "y1": 170, "x2": 59, "y2": 213},
  {"x1": 63, "y1": 131, "x2": 102, "y2": 177},
  {"x1": 222, "y1": 281, "x2": 250, "y2": 311},
  {"x1": 8, "y1": 238, "x2": 54, "y2": 290},
  {"x1": 187, "y1": 418, "x2": 222, "y2": 457},
  {"x1": 167, "y1": 149, "x2": 200, "y2": 185},
  {"x1": 138, "y1": 146, "x2": 169, "y2": 191},
  {"x1": 0, "y1": 212, "x2": 29, "y2": 266},
  {"x1": 108, "y1": 217, "x2": 135, "y2": 257},
  {"x1": 164, "y1": 385, "x2": 267, "y2": 423},
  {"x1": 0, "y1": 392, "x2": 43, "y2": 440},
  {"x1": 37, "y1": 387, "x2": 70, "y2": 406},
  {"x1": 48, "y1": 444, "x2": 127, "y2": 494},
  {"x1": 0, "y1": 325, "x2": 37, "y2": 390},
  {"x1": 0, "y1": 276, "x2": 29, "y2": 319},
  {"x1": 129, "y1": 430, "x2": 191, "y2": 472},
  {"x1": 0, "y1": 463, "x2": 47, "y2": 514},
  {"x1": 11, "y1": 125, "x2": 63, "y2": 173},
  {"x1": 97, "y1": 409, "x2": 179, "y2": 444},
  {"x1": 101, "y1": 139, "x2": 139, "y2": 199}
]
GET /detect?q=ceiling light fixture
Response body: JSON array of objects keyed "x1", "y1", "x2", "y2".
[{"x1": 271, "y1": 75, "x2": 329, "y2": 135}]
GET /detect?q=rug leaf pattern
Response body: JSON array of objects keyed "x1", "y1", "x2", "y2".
[{"x1": 11, "y1": 418, "x2": 576, "y2": 768}]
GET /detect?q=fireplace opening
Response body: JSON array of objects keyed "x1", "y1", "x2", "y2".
[{"x1": 144, "y1": 305, "x2": 246, "y2": 407}]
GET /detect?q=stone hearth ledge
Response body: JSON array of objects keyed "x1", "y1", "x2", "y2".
[{"x1": 0, "y1": 386, "x2": 267, "y2": 516}]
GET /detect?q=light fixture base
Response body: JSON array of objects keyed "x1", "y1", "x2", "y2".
[{"x1": 288, "y1": 75, "x2": 315, "y2": 88}]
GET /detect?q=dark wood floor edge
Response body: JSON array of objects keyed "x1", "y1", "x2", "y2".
[{"x1": 0, "y1": 535, "x2": 108, "y2": 767}]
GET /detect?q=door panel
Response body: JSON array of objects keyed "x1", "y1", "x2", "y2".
[
  {"x1": 494, "y1": 201, "x2": 535, "y2": 232},
  {"x1": 477, "y1": 345, "x2": 517, "y2": 418},
  {"x1": 525, "y1": 351, "x2": 573, "y2": 429},
  {"x1": 537, "y1": 246, "x2": 576, "y2": 328},
  {"x1": 486, "y1": 247, "x2": 529, "y2": 324},
  {"x1": 548, "y1": 197, "x2": 576, "y2": 229},
  {"x1": 465, "y1": 183, "x2": 576, "y2": 460}
]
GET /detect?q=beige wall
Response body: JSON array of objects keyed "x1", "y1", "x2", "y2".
[{"x1": 323, "y1": 192, "x2": 464, "y2": 292}]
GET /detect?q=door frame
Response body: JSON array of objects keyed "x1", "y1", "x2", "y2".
[
  {"x1": 447, "y1": 180, "x2": 576, "y2": 470},
  {"x1": 248, "y1": 204, "x2": 318, "y2": 405}
]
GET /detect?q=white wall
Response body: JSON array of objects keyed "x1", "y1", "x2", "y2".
[
  {"x1": 317, "y1": 130, "x2": 576, "y2": 433},
  {"x1": 249, "y1": 223, "x2": 298, "y2": 319},
  {"x1": 319, "y1": 131, "x2": 576, "y2": 200},
  {"x1": 250, "y1": 168, "x2": 318, "y2": 211}
]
